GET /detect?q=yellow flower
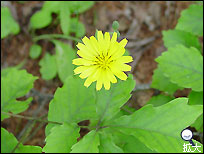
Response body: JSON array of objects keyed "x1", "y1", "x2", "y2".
[{"x1": 72, "y1": 31, "x2": 133, "y2": 91}]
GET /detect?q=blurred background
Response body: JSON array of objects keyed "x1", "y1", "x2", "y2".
[{"x1": 1, "y1": 1, "x2": 196, "y2": 147}]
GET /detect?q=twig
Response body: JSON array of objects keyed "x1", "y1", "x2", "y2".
[
  {"x1": 2, "y1": 112, "x2": 62, "y2": 125},
  {"x1": 133, "y1": 83, "x2": 151, "y2": 91},
  {"x1": 32, "y1": 34, "x2": 82, "y2": 43},
  {"x1": 127, "y1": 36, "x2": 156, "y2": 48}
]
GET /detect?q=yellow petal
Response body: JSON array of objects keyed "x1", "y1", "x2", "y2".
[
  {"x1": 82, "y1": 37, "x2": 98, "y2": 56},
  {"x1": 79, "y1": 66, "x2": 97, "y2": 79},
  {"x1": 104, "y1": 79, "x2": 110, "y2": 90},
  {"x1": 96, "y1": 79, "x2": 102, "y2": 91},
  {"x1": 97, "y1": 31, "x2": 104, "y2": 42},
  {"x1": 106, "y1": 68, "x2": 117, "y2": 83},
  {"x1": 119, "y1": 38, "x2": 128, "y2": 47},
  {"x1": 114, "y1": 71, "x2": 127, "y2": 80},
  {"x1": 103, "y1": 70, "x2": 111, "y2": 90},
  {"x1": 111, "y1": 47, "x2": 126, "y2": 59},
  {"x1": 116, "y1": 56, "x2": 133, "y2": 63},
  {"x1": 110, "y1": 64, "x2": 128, "y2": 80},
  {"x1": 74, "y1": 66, "x2": 87, "y2": 74},
  {"x1": 84, "y1": 75, "x2": 94, "y2": 88},
  {"x1": 108, "y1": 42, "x2": 119, "y2": 56},
  {"x1": 104, "y1": 32, "x2": 111, "y2": 51},
  {"x1": 104, "y1": 32, "x2": 110, "y2": 42},
  {"x1": 120, "y1": 64, "x2": 132, "y2": 71},
  {"x1": 77, "y1": 50, "x2": 95, "y2": 60},
  {"x1": 89, "y1": 36, "x2": 101, "y2": 55},
  {"x1": 72, "y1": 58, "x2": 96, "y2": 66},
  {"x1": 111, "y1": 32, "x2": 117, "y2": 43}
]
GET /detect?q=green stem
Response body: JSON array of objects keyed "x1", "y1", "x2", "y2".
[
  {"x1": 32, "y1": 34, "x2": 82, "y2": 43},
  {"x1": 2, "y1": 112, "x2": 94, "y2": 130}
]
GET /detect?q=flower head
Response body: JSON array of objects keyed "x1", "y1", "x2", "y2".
[{"x1": 72, "y1": 31, "x2": 133, "y2": 90}]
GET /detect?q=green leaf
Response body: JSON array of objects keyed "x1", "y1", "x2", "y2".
[
  {"x1": 1, "y1": 68, "x2": 37, "y2": 121},
  {"x1": 53, "y1": 40, "x2": 76, "y2": 82},
  {"x1": 151, "y1": 66, "x2": 182, "y2": 95},
  {"x1": 146, "y1": 94, "x2": 174, "y2": 107},
  {"x1": 30, "y1": 10, "x2": 52, "y2": 29},
  {"x1": 3, "y1": 97, "x2": 33, "y2": 115},
  {"x1": 188, "y1": 91, "x2": 203, "y2": 132},
  {"x1": 43, "y1": 123, "x2": 80, "y2": 153},
  {"x1": 96, "y1": 74, "x2": 136, "y2": 125},
  {"x1": 1, "y1": 7, "x2": 20, "y2": 39},
  {"x1": 67, "y1": 1, "x2": 95, "y2": 14},
  {"x1": 45, "y1": 76, "x2": 96, "y2": 136},
  {"x1": 112, "y1": 98, "x2": 203, "y2": 153},
  {"x1": 98, "y1": 130, "x2": 124, "y2": 153},
  {"x1": 29, "y1": 44, "x2": 42, "y2": 59},
  {"x1": 71, "y1": 130, "x2": 100, "y2": 153},
  {"x1": 162, "y1": 30, "x2": 201, "y2": 51},
  {"x1": 42, "y1": 1, "x2": 60, "y2": 14},
  {"x1": 156, "y1": 45, "x2": 203, "y2": 92},
  {"x1": 121, "y1": 135, "x2": 156, "y2": 153},
  {"x1": 1, "y1": 128, "x2": 42, "y2": 153},
  {"x1": 176, "y1": 4, "x2": 203, "y2": 36},
  {"x1": 1, "y1": 127, "x2": 18, "y2": 153},
  {"x1": 103, "y1": 127, "x2": 157, "y2": 153},
  {"x1": 188, "y1": 91, "x2": 203, "y2": 105},
  {"x1": 70, "y1": 18, "x2": 86, "y2": 38},
  {"x1": 191, "y1": 114, "x2": 203, "y2": 132},
  {"x1": 15, "y1": 145, "x2": 42, "y2": 153},
  {"x1": 107, "y1": 129, "x2": 156, "y2": 153},
  {"x1": 60, "y1": 5, "x2": 71, "y2": 35},
  {"x1": 39, "y1": 53, "x2": 57, "y2": 80}
]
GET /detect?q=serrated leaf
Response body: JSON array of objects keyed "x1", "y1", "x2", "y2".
[
  {"x1": 39, "y1": 53, "x2": 57, "y2": 80},
  {"x1": 29, "y1": 44, "x2": 42, "y2": 59},
  {"x1": 30, "y1": 10, "x2": 52, "y2": 29},
  {"x1": 146, "y1": 94, "x2": 174, "y2": 107},
  {"x1": 71, "y1": 130, "x2": 100, "y2": 153},
  {"x1": 151, "y1": 66, "x2": 182, "y2": 95},
  {"x1": 70, "y1": 18, "x2": 86, "y2": 38},
  {"x1": 53, "y1": 40, "x2": 76, "y2": 82},
  {"x1": 2, "y1": 97, "x2": 33, "y2": 120},
  {"x1": 1, "y1": 128, "x2": 42, "y2": 153},
  {"x1": 96, "y1": 74, "x2": 135, "y2": 125},
  {"x1": 156, "y1": 45, "x2": 203, "y2": 92},
  {"x1": 1, "y1": 68, "x2": 37, "y2": 121},
  {"x1": 98, "y1": 130, "x2": 124, "y2": 153},
  {"x1": 176, "y1": 4, "x2": 203, "y2": 36},
  {"x1": 45, "y1": 76, "x2": 96, "y2": 136},
  {"x1": 60, "y1": 5, "x2": 71, "y2": 35},
  {"x1": 43, "y1": 123, "x2": 80, "y2": 153},
  {"x1": 1, "y1": 7, "x2": 20, "y2": 39},
  {"x1": 112, "y1": 98, "x2": 203, "y2": 153},
  {"x1": 162, "y1": 30, "x2": 201, "y2": 51}
]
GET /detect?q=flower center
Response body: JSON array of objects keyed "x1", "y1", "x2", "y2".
[{"x1": 95, "y1": 52, "x2": 113, "y2": 69}]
